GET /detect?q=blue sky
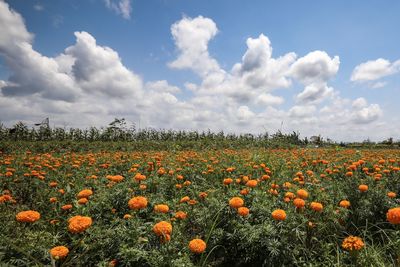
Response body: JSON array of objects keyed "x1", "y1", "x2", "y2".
[{"x1": 0, "y1": 0, "x2": 399, "y2": 141}]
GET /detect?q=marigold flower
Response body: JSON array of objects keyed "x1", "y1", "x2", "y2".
[
  {"x1": 128, "y1": 196, "x2": 148, "y2": 210},
  {"x1": 107, "y1": 175, "x2": 124, "y2": 182},
  {"x1": 175, "y1": 211, "x2": 187, "y2": 220},
  {"x1": 199, "y1": 192, "x2": 208, "y2": 199},
  {"x1": 339, "y1": 200, "x2": 350, "y2": 208},
  {"x1": 68, "y1": 215, "x2": 92, "y2": 233},
  {"x1": 134, "y1": 173, "x2": 146, "y2": 182},
  {"x1": 180, "y1": 196, "x2": 190, "y2": 203},
  {"x1": 246, "y1": 180, "x2": 258, "y2": 188},
  {"x1": 293, "y1": 198, "x2": 306, "y2": 208},
  {"x1": 123, "y1": 214, "x2": 132, "y2": 219},
  {"x1": 50, "y1": 197, "x2": 57, "y2": 203},
  {"x1": 153, "y1": 221, "x2": 172, "y2": 236},
  {"x1": 154, "y1": 204, "x2": 169, "y2": 213},
  {"x1": 310, "y1": 202, "x2": 323, "y2": 212},
  {"x1": 387, "y1": 207, "x2": 400, "y2": 224},
  {"x1": 272, "y1": 209, "x2": 286, "y2": 221},
  {"x1": 387, "y1": 192, "x2": 397, "y2": 198},
  {"x1": 342, "y1": 236, "x2": 364, "y2": 251},
  {"x1": 223, "y1": 178, "x2": 233, "y2": 185},
  {"x1": 50, "y1": 246, "x2": 69, "y2": 259},
  {"x1": 78, "y1": 198, "x2": 88, "y2": 205},
  {"x1": 297, "y1": 189, "x2": 309, "y2": 199},
  {"x1": 237, "y1": 207, "x2": 250, "y2": 216},
  {"x1": 358, "y1": 184, "x2": 368, "y2": 192},
  {"x1": 77, "y1": 189, "x2": 93, "y2": 199},
  {"x1": 61, "y1": 204, "x2": 73, "y2": 211},
  {"x1": 229, "y1": 197, "x2": 244, "y2": 209},
  {"x1": 16, "y1": 210, "x2": 40, "y2": 223},
  {"x1": 188, "y1": 239, "x2": 206, "y2": 254}
]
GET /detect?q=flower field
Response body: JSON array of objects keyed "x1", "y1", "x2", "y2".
[{"x1": 1, "y1": 147, "x2": 400, "y2": 266}]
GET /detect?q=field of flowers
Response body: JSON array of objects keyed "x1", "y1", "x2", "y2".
[{"x1": 1, "y1": 146, "x2": 400, "y2": 266}]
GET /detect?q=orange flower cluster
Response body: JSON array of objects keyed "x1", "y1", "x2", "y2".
[
  {"x1": 229, "y1": 197, "x2": 244, "y2": 209},
  {"x1": 188, "y1": 238, "x2": 206, "y2": 254},
  {"x1": 128, "y1": 196, "x2": 148, "y2": 210},
  {"x1": 339, "y1": 200, "x2": 350, "y2": 208},
  {"x1": 237, "y1": 207, "x2": 250, "y2": 217},
  {"x1": 16, "y1": 210, "x2": 40, "y2": 223},
  {"x1": 272, "y1": 209, "x2": 286, "y2": 221},
  {"x1": 387, "y1": 207, "x2": 400, "y2": 224},
  {"x1": 341, "y1": 236, "x2": 364, "y2": 251},
  {"x1": 297, "y1": 189, "x2": 309, "y2": 199},
  {"x1": 50, "y1": 246, "x2": 69, "y2": 259},
  {"x1": 310, "y1": 202, "x2": 323, "y2": 212},
  {"x1": 77, "y1": 189, "x2": 93, "y2": 199},
  {"x1": 153, "y1": 221, "x2": 172, "y2": 242},
  {"x1": 175, "y1": 211, "x2": 187, "y2": 220},
  {"x1": 107, "y1": 175, "x2": 124, "y2": 182},
  {"x1": 154, "y1": 204, "x2": 169, "y2": 213},
  {"x1": 68, "y1": 215, "x2": 92, "y2": 233}
]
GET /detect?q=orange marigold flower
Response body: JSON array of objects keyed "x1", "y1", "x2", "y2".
[
  {"x1": 358, "y1": 184, "x2": 368, "y2": 192},
  {"x1": 229, "y1": 197, "x2": 244, "y2": 209},
  {"x1": 16, "y1": 210, "x2": 41, "y2": 223},
  {"x1": 188, "y1": 199, "x2": 197, "y2": 205},
  {"x1": 78, "y1": 198, "x2": 88, "y2": 205},
  {"x1": 128, "y1": 196, "x2": 148, "y2": 210},
  {"x1": 134, "y1": 173, "x2": 146, "y2": 182},
  {"x1": 339, "y1": 200, "x2": 350, "y2": 208},
  {"x1": 50, "y1": 197, "x2": 57, "y2": 203},
  {"x1": 175, "y1": 211, "x2": 187, "y2": 220},
  {"x1": 153, "y1": 221, "x2": 172, "y2": 236},
  {"x1": 310, "y1": 202, "x2": 323, "y2": 212},
  {"x1": 342, "y1": 236, "x2": 364, "y2": 251},
  {"x1": 68, "y1": 215, "x2": 92, "y2": 233},
  {"x1": 61, "y1": 204, "x2": 73, "y2": 211},
  {"x1": 285, "y1": 192, "x2": 295, "y2": 199},
  {"x1": 199, "y1": 192, "x2": 208, "y2": 199},
  {"x1": 345, "y1": 171, "x2": 353, "y2": 177},
  {"x1": 77, "y1": 189, "x2": 93, "y2": 199},
  {"x1": 50, "y1": 246, "x2": 69, "y2": 259},
  {"x1": 107, "y1": 175, "x2": 124, "y2": 182},
  {"x1": 240, "y1": 188, "x2": 249, "y2": 195},
  {"x1": 123, "y1": 214, "x2": 132, "y2": 219},
  {"x1": 180, "y1": 196, "x2": 190, "y2": 203},
  {"x1": 387, "y1": 207, "x2": 400, "y2": 224},
  {"x1": 246, "y1": 179, "x2": 258, "y2": 188},
  {"x1": 293, "y1": 198, "x2": 306, "y2": 208},
  {"x1": 223, "y1": 178, "x2": 233, "y2": 185},
  {"x1": 387, "y1": 192, "x2": 397, "y2": 198},
  {"x1": 49, "y1": 182, "x2": 58, "y2": 187},
  {"x1": 237, "y1": 207, "x2": 250, "y2": 217},
  {"x1": 154, "y1": 204, "x2": 169, "y2": 213},
  {"x1": 188, "y1": 239, "x2": 206, "y2": 254},
  {"x1": 272, "y1": 209, "x2": 286, "y2": 221},
  {"x1": 297, "y1": 189, "x2": 309, "y2": 199}
]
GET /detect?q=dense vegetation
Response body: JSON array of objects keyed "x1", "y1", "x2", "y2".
[{"x1": 1, "y1": 142, "x2": 400, "y2": 266}]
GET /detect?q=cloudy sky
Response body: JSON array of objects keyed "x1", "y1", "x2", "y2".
[{"x1": 0, "y1": 0, "x2": 399, "y2": 141}]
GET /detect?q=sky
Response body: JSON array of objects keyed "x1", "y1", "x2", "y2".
[{"x1": 0, "y1": 0, "x2": 399, "y2": 142}]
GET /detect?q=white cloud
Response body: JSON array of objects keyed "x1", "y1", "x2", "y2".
[
  {"x1": 288, "y1": 105, "x2": 316, "y2": 118},
  {"x1": 351, "y1": 58, "x2": 400, "y2": 82},
  {"x1": 352, "y1": 104, "x2": 383, "y2": 124},
  {"x1": 168, "y1": 16, "x2": 222, "y2": 77},
  {"x1": 352, "y1": 97, "x2": 367, "y2": 109},
  {"x1": 290, "y1": 51, "x2": 340, "y2": 85},
  {"x1": 33, "y1": 4, "x2": 44, "y2": 11},
  {"x1": 104, "y1": 0, "x2": 132, "y2": 19},
  {"x1": 256, "y1": 93, "x2": 284, "y2": 106}
]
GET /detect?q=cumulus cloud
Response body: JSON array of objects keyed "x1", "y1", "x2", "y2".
[
  {"x1": 168, "y1": 16, "x2": 222, "y2": 77},
  {"x1": 288, "y1": 105, "x2": 316, "y2": 118},
  {"x1": 256, "y1": 93, "x2": 284, "y2": 106},
  {"x1": 65, "y1": 31, "x2": 143, "y2": 98},
  {"x1": 290, "y1": 51, "x2": 339, "y2": 104},
  {"x1": 351, "y1": 58, "x2": 400, "y2": 82},
  {"x1": 352, "y1": 104, "x2": 382, "y2": 124},
  {"x1": 104, "y1": 0, "x2": 132, "y2": 19}
]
